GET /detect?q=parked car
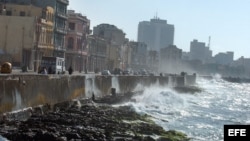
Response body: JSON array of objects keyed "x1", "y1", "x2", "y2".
[
  {"x1": 123, "y1": 69, "x2": 133, "y2": 75},
  {"x1": 140, "y1": 69, "x2": 147, "y2": 75},
  {"x1": 112, "y1": 68, "x2": 122, "y2": 75},
  {"x1": 101, "y1": 70, "x2": 111, "y2": 75},
  {"x1": 148, "y1": 71, "x2": 155, "y2": 76}
]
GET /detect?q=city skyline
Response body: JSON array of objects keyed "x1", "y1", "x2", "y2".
[{"x1": 69, "y1": 0, "x2": 250, "y2": 60}]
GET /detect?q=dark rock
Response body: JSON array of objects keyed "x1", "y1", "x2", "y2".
[
  {"x1": 93, "y1": 91, "x2": 142, "y2": 104},
  {"x1": 144, "y1": 136, "x2": 156, "y2": 141},
  {"x1": 173, "y1": 86, "x2": 202, "y2": 94},
  {"x1": 0, "y1": 97, "x2": 189, "y2": 141}
]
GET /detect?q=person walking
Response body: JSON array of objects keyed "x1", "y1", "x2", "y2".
[
  {"x1": 41, "y1": 67, "x2": 47, "y2": 75},
  {"x1": 68, "y1": 66, "x2": 73, "y2": 75}
]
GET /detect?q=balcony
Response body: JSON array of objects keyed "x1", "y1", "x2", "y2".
[
  {"x1": 54, "y1": 45, "x2": 66, "y2": 51},
  {"x1": 67, "y1": 30, "x2": 83, "y2": 36},
  {"x1": 40, "y1": 18, "x2": 54, "y2": 26},
  {"x1": 55, "y1": 27, "x2": 67, "y2": 35},
  {"x1": 66, "y1": 49, "x2": 87, "y2": 55},
  {"x1": 56, "y1": 12, "x2": 68, "y2": 20},
  {"x1": 57, "y1": 0, "x2": 69, "y2": 5}
]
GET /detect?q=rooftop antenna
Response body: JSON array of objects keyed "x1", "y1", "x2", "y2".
[
  {"x1": 154, "y1": 11, "x2": 159, "y2": 19},
  {"x1": 208, "y1": 36, "x2": 211, "y2": 48}
]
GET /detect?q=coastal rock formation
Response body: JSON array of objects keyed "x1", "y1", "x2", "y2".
[
  {"x1": 0, "y1": 98, "x2": 190, "y2": 141},
  {"x1": 173, "y1": 86, "x2": 202, "y2": 94}
]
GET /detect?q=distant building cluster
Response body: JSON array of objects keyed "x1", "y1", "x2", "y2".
[{"x1": 0, "y1": 0, "x2": 249, "y2": 77}]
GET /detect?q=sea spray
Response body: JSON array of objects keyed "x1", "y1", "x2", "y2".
[
  {"x1": 85, "y1": 74, "x2": 101, "y2": 98},
  {"x1": 119, "y1": 77, "x2": 250, "y2": 141},
  {"x1": 111, "y1": 76, "x2": 120, "y2": 93},
  {"x1": 13, "y1": 88, "x2": 22, "y2": 110},
  {"x1": 129, "y1": 84, "x2": 190, "y2": 121},
  {"x1": 85, "y1": 74, "x2": 93, "y2": 98}
]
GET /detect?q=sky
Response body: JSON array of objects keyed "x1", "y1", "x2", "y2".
[{"x1": 69, "y1": 0, "x2": 250, "y2": 60}]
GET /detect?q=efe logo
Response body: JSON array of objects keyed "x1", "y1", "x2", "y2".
[
  {"x1": 228, "y1": 129, "x2": 246, "y2": 136},
  {"x1": 224, "y1": 125, "x2": 250, "y2": 141}
]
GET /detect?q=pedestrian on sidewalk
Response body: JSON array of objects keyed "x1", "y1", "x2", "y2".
[{"x1": 68, "y1": 66, "x2": 73, "y2": 75}]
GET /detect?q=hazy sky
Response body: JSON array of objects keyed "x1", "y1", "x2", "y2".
[{"x1": 69, "y1": 0, "x2": 250, "y2": 60}]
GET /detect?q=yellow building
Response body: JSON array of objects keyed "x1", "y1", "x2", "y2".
[
  {"x1": 0, "y1": 16, "x2": 36, "y2": 67},
  {"x1": 0, "y1": 4, "x2": 54, "y2": 70}
]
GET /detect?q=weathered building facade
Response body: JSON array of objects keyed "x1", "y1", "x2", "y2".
[
  {"x1": 148, "y1": 50, "x2": 159, "y2": 71},
  {"x1": 93, "y1": 24, "x2": 127, "y2": 71},
  {"x1": 160, "y1": 45, "x2": 182, "y2": 73},
  {"x1": 93, "y1": 24, "x2": 126, "y2": 46},
  {"x1": 87, "y1": 35, "x2": 107, "y2": 73},
  {"x1": 129, "y1": 41, "x2": 148, "y2": 70},
  {"x1": 0, "y1": 4, "x2": 54, "y2": 70},
  {"x1": 65, "y1": 10, "x2": 90, "y2": 72},
  {"x1": 1, "y1": 0, "x2": 69, "y2": 58},
  {"x1": 189, "y1": 39, "x2": 212, "y2": 64},
  {"x1": 214, "y1": 51, "x2": 234, "y2": 65}
]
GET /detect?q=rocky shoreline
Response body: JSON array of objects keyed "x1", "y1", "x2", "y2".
[
  {"x1": 222, "y1": 76, "x2": 250, "y2": 83},
  {"x1": 0, "y1": 94, "x2": 190, "y2": 141}
]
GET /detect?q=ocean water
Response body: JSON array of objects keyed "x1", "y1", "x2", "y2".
[
  {"x1": 1, "y1": 75, "x2": 250, "y2": 141},
  {"x1": 119, "y1": 75, "x2": 250, "y2": 141}
]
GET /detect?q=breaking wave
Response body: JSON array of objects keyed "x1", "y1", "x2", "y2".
[{"x1": 120, "y1": 76, "x2": 250, "y2": 141}]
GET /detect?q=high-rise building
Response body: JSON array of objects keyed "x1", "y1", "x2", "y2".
[{"x1": 137, "y1": 17, "x2": 174, "y2": 52}]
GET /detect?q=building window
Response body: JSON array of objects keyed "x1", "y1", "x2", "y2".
[
  {"x1": 48, "y1": 13, "x2": 51, "y2": 21},
  {"x1": 68, "y1": 37, "x2": 74, "y2": 49},
  {"x1": 69, "y1": 22, "x2": 75, "y2": 31},
  {"x1": 42, "y1": 9, "x2": 46, "y2": 19},
  {"x1": 50, "y1": 13, "x2": 54, "y2": 22},
  {"x1": 77, "y1": 38, "x2": 81, "y2": 50},
  {"x1": 20, "y1": 11, "x2": 25, "y2": 16},
  {"x1": 6, "y1": 11, "x2": 12, "y2": 16}
]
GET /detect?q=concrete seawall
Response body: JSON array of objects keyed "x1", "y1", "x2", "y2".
[{"x1": 0, "y1": 74, "x2": 196, "y2": 114}]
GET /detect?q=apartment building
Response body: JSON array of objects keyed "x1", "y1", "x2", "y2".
[
  {"x1": 0, "y1": 4, "x2": 54, "y2": 70},
  {"x1": 190, "y1": 39, "x2": 212, "y2": 64},
  {"x1": 129, "y1": 41, "x2": 148, "y2": 70},
  {"x1": 1, "y1": 0, "x2": 69, "y2": 58},
  {"x1": 160, "y1": 45, "x2": 182, "y2": 73},
  {"x1": 93, "y1": 23, "x2": 127, "y2": 71},
  {"x1": 214, "y1": 51, "x2": 234, "y2": 65},
  {"x1": 87, "y1": 35, "x2": 107, "y2": 73},
  {"x1": 65, "y1": 10, "x2": 90, "y2": 72}
]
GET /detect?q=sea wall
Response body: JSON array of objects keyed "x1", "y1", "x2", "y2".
[{"x1": 0, "y1": 74, "x2": 196, "y2": 113}]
